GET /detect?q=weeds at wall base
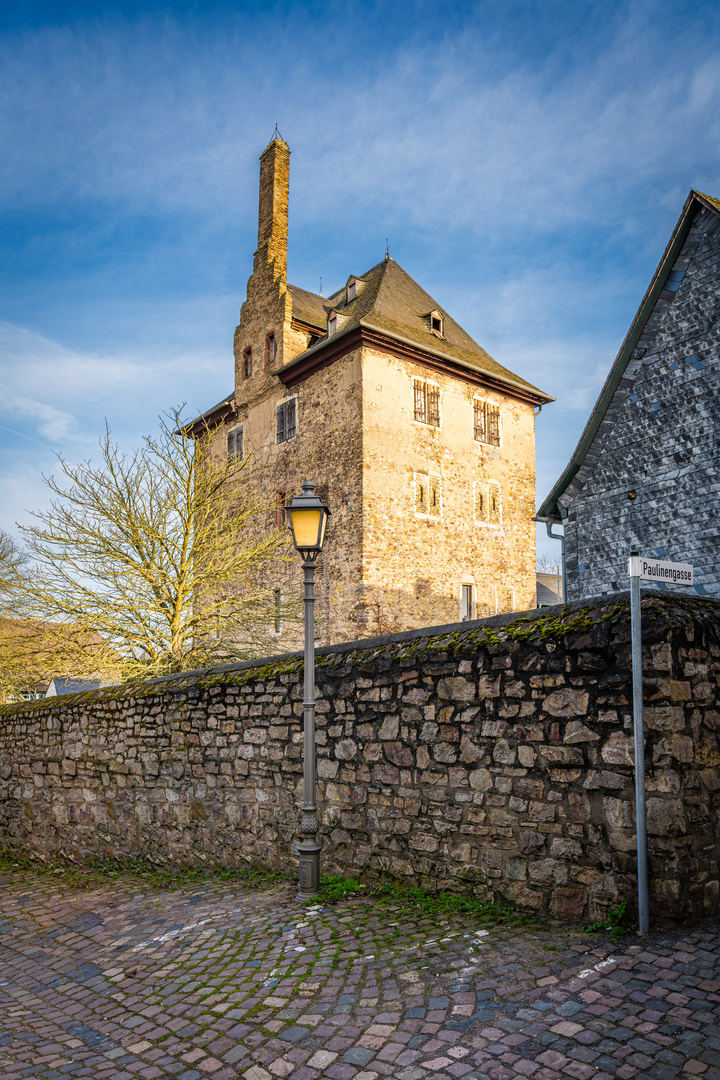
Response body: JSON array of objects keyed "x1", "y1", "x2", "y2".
[
  {"x1": 0, "y1": 853, "x2": 293, "y2": 891},
  {"x1": 314, "y1": 874, "x2": 543, "y2": 930},
  {"x1": 0, "y1": 855, "x2": 538, "y2": 931},
  {"x1": 586, "y1": 900, "x2": 630, "y2": 943}
]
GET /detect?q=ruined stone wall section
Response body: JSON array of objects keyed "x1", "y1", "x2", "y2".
[{"x1": 1, "y1": 596, "x2": 718, "y2": 926}]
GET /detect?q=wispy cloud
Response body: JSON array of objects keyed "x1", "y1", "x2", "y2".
[
  {"x1": 0, "y1": 385, "x2": 80, "y2": 443},
  {"x1": 2, "y1": 4, "x2": 719, "y2": 239}
]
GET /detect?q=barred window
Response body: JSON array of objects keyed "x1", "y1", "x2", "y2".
[
  {"x1": 227, "y1": 425, "x2": 243, "y2": 461},
  {"x1": 413, "y1": 379, "x2": 440, "y2": 427},
  {"x1": 473, "y1": 399, "x2": 501, "y2": 446},
  {"x1": 276, "y1": 397, "x2": 297, "y2": 444}
]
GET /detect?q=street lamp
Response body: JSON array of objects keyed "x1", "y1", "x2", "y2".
[{"x1": 285, "y1": 480, "x2": 331, "y2": 900}]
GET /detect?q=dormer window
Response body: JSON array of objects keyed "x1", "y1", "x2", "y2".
[
  {"x1": 328, "y1": 313, "x2": 337, "y2": 337},
  {"x1": 346, "y1": 278, "x2": 357, "y2": 303},
  {"x1": 243, "y1": 347, "x2": 253, "y2": 378},
  {"x1": 429, "y1": 310, "x2": 444, "y2": 336}
]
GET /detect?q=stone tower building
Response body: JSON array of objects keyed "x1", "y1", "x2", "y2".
[
  {"x1": 537, "y1": 190, "x2": 720, "y2": 602},
  {"x1": 193, "y1": 138, "x2": 551, "y2": 646}
]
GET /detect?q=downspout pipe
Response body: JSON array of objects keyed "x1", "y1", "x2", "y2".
[{"x1": 545, "y1": 520, "x2": 566, "y2": 604}]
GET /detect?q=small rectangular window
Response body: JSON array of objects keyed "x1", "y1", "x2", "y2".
[
  {"x1": 243, "y1": 348, "x2": 253, "y2": 378},
  {"x1": 461, "y1": 584, "x2": 473, "y2": 622},
  {"x1": 227, "y1": 425, "x2": 243, "y2": 460},
  {"x1": 273, "y1": 588, "x2": 282, "y2": 634},
  {"x1": 266, "y1": 333, "x2": 276, "y2": 366},
  {"x1": 488, "y1": 405, "x2": 500, "y2": 445},
  {"x1": 415, "y1": 474, "x2": 441, "y2": 517},
  {"x1": 474, "y1": 482, "x2": 486, "y2": 523},
  {"x1": 328, "y1": 314, "x2": 337, "y2": 336},
  {"x1": 415, "y1": 475, "x2": 428, "y2": 514},
  {"x1": 489, "y1": 482, "x2": 502, "y2": 525},
  {"x1": 429, "y1": 474, "x2": 441, "y2": 517},
  {"x1": 286, "y1": 397, "x2": 297, "y2": 440},
  {"x1": 413, "y1": 380, "x2": 440, "y2": 427},
  {"x1": 427, "y1": 386, "x2": 440, "y2": 426},
  {"x1": 414, "y1": 381, "x2": 426, "y2": 423},
  {"x1": 276, "y1": 398, "x2": 297, "y2": 444},
  {"x1": 474, "y1": 400, "x2": 501, "y2": 446}
]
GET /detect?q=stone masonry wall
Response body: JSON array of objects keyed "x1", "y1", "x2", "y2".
[{"x1": 1, "y1": 594, "x2": 719, "y2": 927}]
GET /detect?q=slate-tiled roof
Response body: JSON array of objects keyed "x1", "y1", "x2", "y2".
[
  {"x1": 287, "y1": 258, "x2": 551, "y2": 402},
  {"x1": 287, "y1": 285, "x2": 327, "y2": 330},
  {"x1": 45, "y1": 677, "x2": 112, "y2": 697},
  {"x1": 536, "y1": 188, "x2": 720, "y2": 521}
]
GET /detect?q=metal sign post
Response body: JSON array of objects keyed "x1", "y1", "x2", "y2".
[{"x1": 627, "y1": 552, "x2": 694, "y2": 935}]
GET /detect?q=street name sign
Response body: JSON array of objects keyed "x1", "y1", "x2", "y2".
[
  {"x1": 628, "y1": 556, "x2": 694, "y2": 586},
  {"x1": 627, "y1": 549, "x2": 694, "y2": 935}
]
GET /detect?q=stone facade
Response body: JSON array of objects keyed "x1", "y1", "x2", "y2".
[
  {"x1": 194, "y1": 137, "x2": 550, "y2": 648},
  {"x1": 538, "y1": 191, "x2": 720, "y2": 602},
  {"x1": 1, "y1": 593, "x2": 719, "y2": 927}
]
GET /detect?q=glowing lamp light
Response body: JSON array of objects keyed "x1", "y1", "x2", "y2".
[{"x1": 286, "y1": 481, "x2": 330, "y2": 554}]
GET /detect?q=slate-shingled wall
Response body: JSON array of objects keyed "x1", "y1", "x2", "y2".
[
  {"x1": 1, "y1": 594, "x2": 719, "y2": 926},
  {"x1": 561, "y1": 203, "x2": 720, "y2": 600}
]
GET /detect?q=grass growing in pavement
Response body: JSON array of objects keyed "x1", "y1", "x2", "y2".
[{"x1": 315, "y1": 874, "x2": 539, "y2": 928}]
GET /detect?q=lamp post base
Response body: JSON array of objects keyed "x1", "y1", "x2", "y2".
[{"x1": 296, "y1": 839, "x2": 321, "y2": 900}]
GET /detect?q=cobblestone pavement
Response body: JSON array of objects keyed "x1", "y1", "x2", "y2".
[{"x1": 1, "y1": 869, "x2": 719, "y2": 1080}]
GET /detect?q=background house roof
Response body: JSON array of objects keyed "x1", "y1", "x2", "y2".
[
  {"x1": 45, "y1": 676, "x2": 111, "y2": 697},
  {"x1": 287, "y1": 284, "x2": 326, "y2": 330},
  {"x1": 536, "y1": 572, "x2": 563, "y2": 606},
  {"x1": 536, "y1": 189, "x2": 720, "y2": 523}
]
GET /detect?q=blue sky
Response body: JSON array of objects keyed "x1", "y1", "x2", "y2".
[{"x1": 2, "y1": 0, "x2": 720, "y2": 567}]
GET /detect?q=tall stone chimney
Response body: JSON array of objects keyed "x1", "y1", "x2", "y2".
[{"x1": 255, "y1": 137, "x2": 289, "y2": 285}]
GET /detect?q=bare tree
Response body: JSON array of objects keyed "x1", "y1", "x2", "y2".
[
  {"x1": 11, "y1": 410, "x2": 298, "y2": 681},
  {"x1": 536, "y1": 553, "x2": 563, "y2": 575},
  {"x1": 0, "y1": 528, "x2": 23, "y2": 597}
]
